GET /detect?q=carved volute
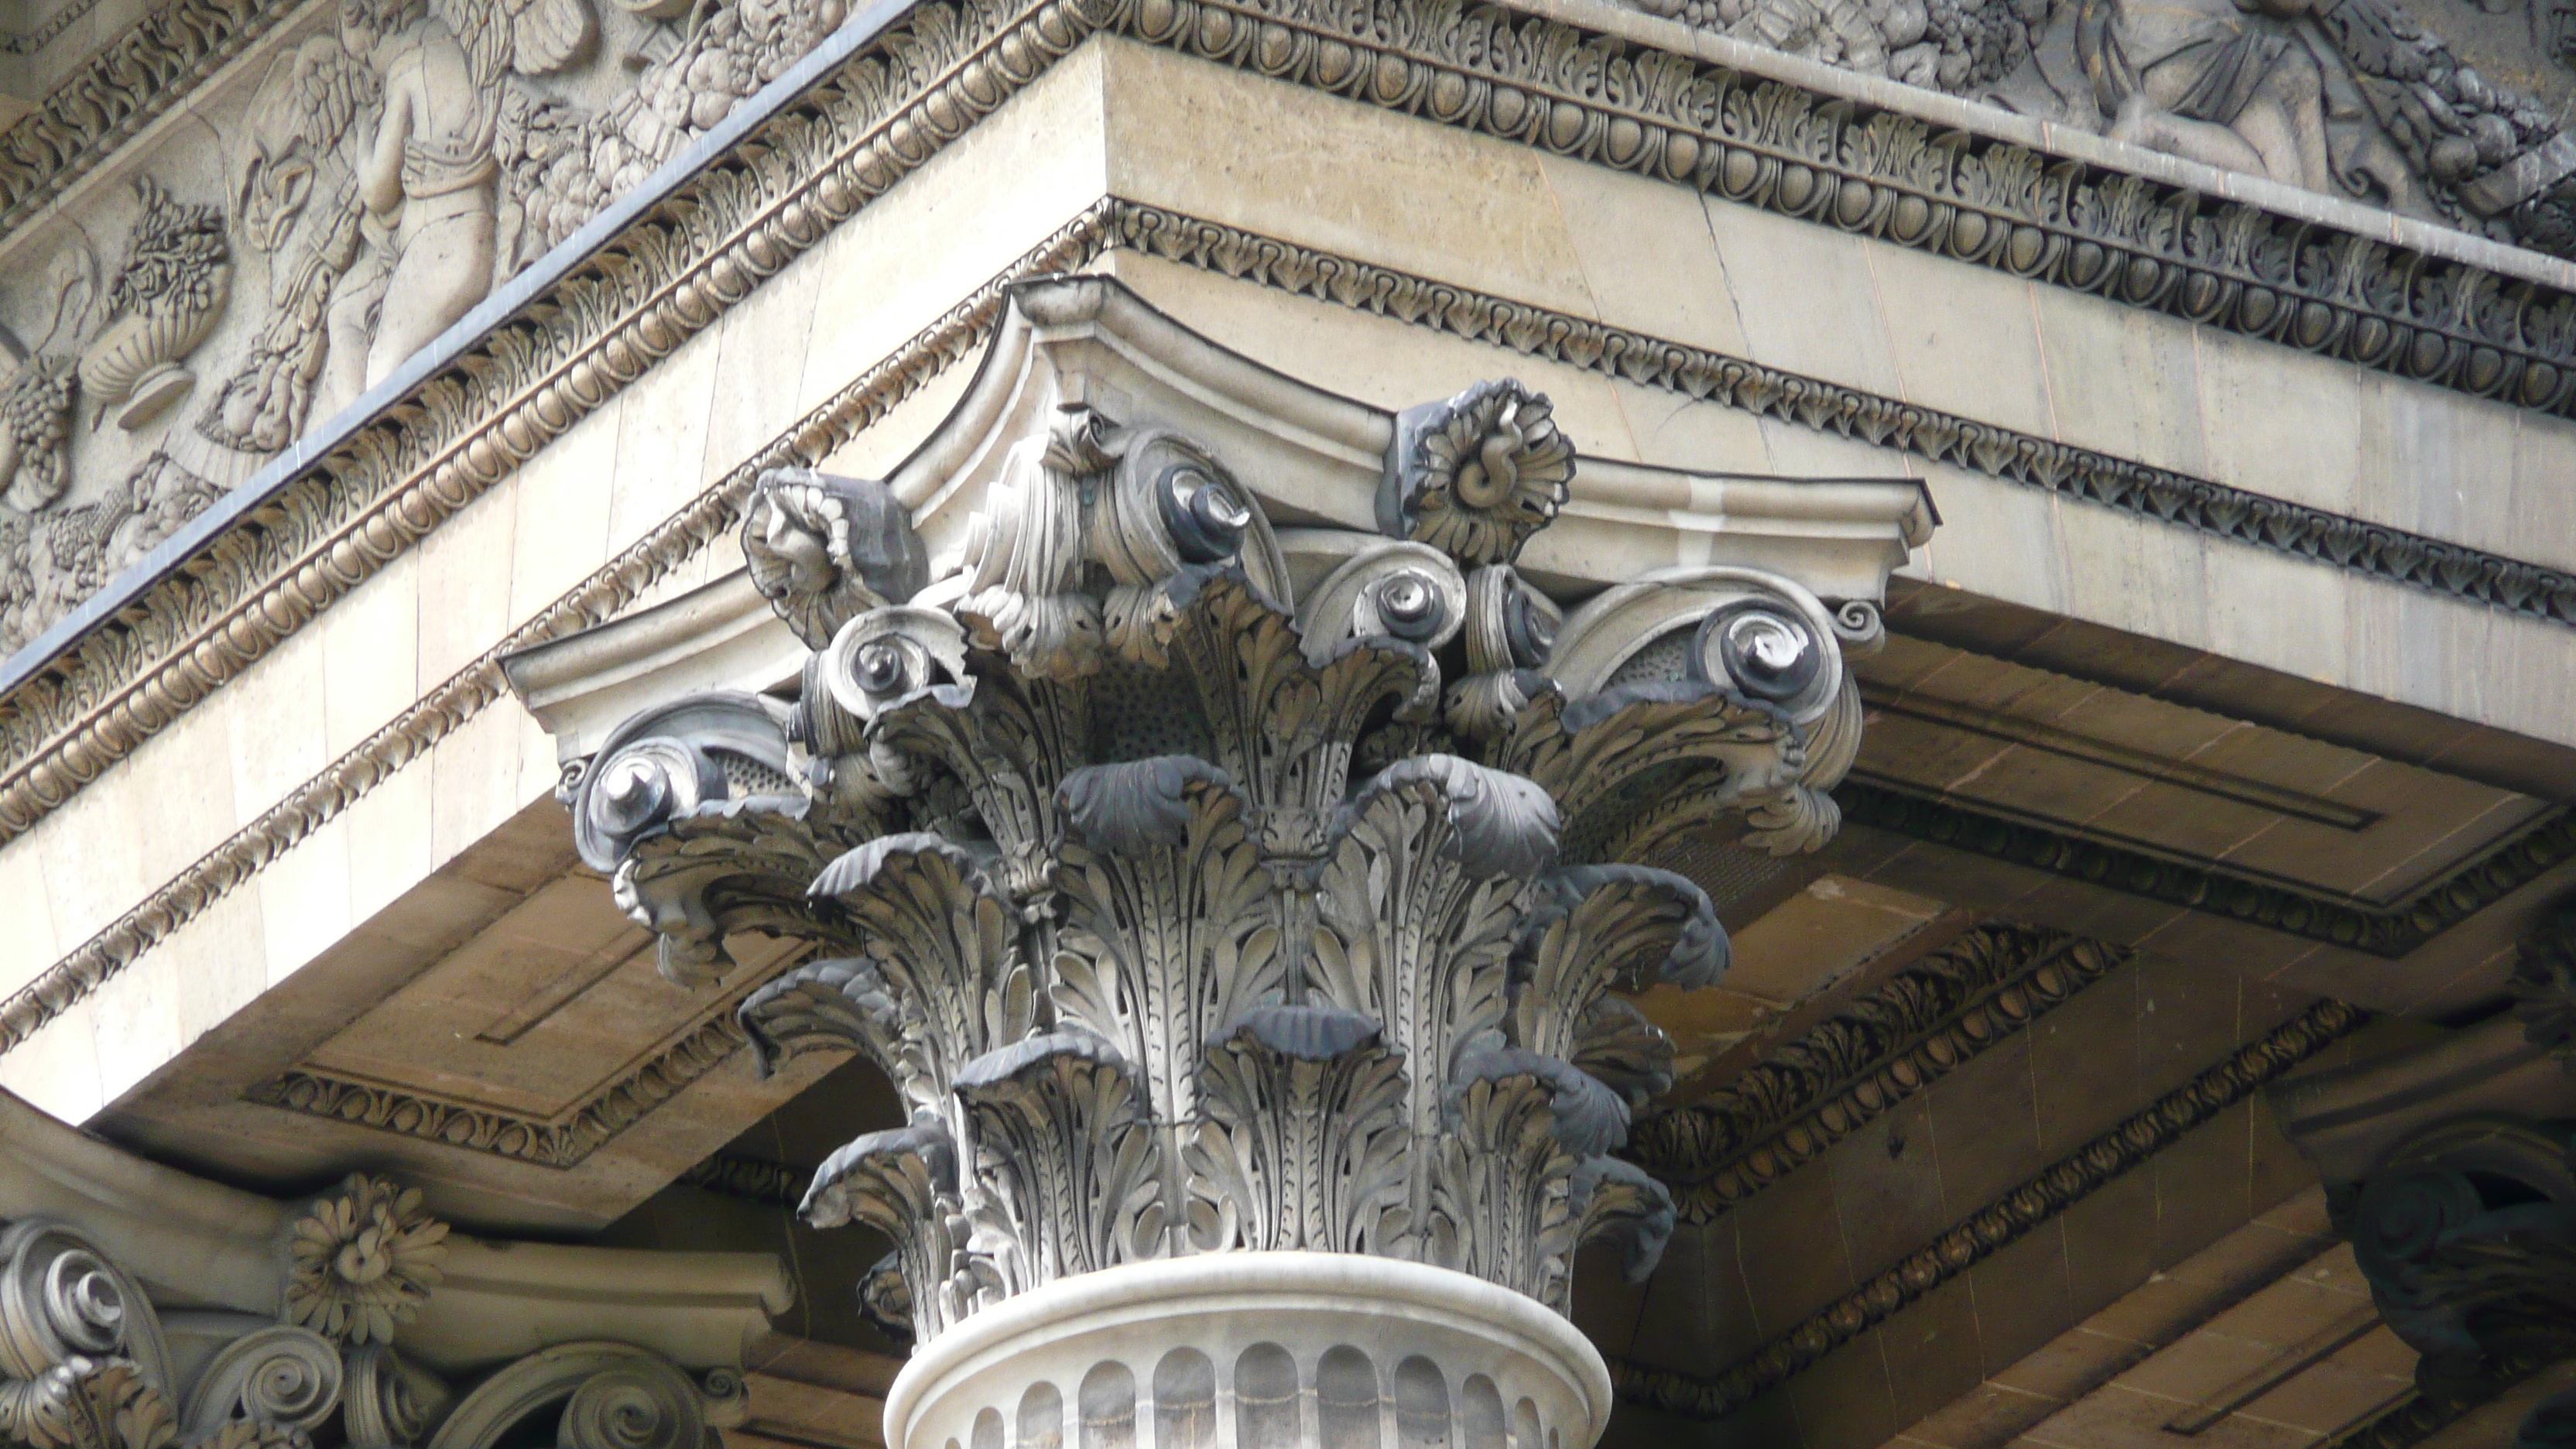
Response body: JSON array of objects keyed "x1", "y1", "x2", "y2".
[{"x1": 561, "y1": 282, "x2": 1923, "y2": 1449}]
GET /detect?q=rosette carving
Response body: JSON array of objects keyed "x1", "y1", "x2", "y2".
[
  {"x1": 742, "y1": 469, "x2": 930, "y2": 650},
  {"x1": 1379, "y1": 382, "x2": 1575, "y2": 567},
  {"x1": 567, "y1": 368, "x2": 1904, "y2": 1345},
  {"x1": 283, "y1": 1177, "x2": 448, "y2": 1348}
]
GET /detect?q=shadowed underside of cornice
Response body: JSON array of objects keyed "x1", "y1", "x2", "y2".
[
  {"x1": 1841, "y1": 779, "x2": 2576, "y2": 959},
  {"x1": 1628, "y1": 923, "x2": 2132, "y2": 1221},
  {"x1": 1607, "y1": 996, "x2": 2369, "y2": 1419}
]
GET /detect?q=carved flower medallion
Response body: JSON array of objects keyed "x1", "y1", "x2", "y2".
[
  {"x1": 1384, "y1": 381, "x2": 1577, "y2": 567},
  {"x1": 283, "y1": 1177, "x2": 449, "y2": 1345}
]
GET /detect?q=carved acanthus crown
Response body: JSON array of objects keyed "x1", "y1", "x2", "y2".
[{"x1": 552, "y1": 278, "x2": 1928, "y2": 1345}]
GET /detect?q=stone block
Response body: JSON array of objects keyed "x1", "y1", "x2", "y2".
[
  {"x1": 416, "y1": 472, "x2": 522, "y2": 690},
  {"x1": 509, "y1": 399, "x2": 622, "y2": 627},
  {"x1": 323, "y1": 548, "x2": 422, "y2": 762}
]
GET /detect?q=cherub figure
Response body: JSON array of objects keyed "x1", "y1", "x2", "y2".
[
  {"x1": 204, "y1": 0, "x2": 591, "y2": 450},
  {"x1": 327, "y1": 0, "x2": 500, "y2": 403}
]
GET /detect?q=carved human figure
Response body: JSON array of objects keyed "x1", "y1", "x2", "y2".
[
  {"x1": 327, "y1": 0, "x2": 497, "y2": 403},
  {"x1": 2076, "y1": 0, "x2": 2335, "y2": 187}
]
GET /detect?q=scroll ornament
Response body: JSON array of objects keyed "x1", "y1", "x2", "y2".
[
  {"x1": 567, "y1": 378, "x2": 1882, "y2": 1342},
  {"x1": 0, "y1": 1183, "x2": 740, "y2": 1449}
]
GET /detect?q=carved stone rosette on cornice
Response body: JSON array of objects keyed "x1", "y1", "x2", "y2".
[{"x1": 543, "y1": 276, "x2": 1930, "y2": 1449}]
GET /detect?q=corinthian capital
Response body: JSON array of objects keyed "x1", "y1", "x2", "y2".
[{"x1": 547, "y1": 276, "x2": 1930, "y2": 1449}]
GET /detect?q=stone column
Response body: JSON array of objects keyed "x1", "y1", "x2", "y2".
[{"x1": 567, "y1": 283, "x2": 1917, "y2": 1449}]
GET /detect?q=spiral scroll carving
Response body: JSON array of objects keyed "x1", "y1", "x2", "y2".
[
  {"x1": 2339, "y1": 1115, "x2": 2576, "y2": 1401},
  {"x1": 0, "y1": 1221, "x2": 167, "y2": 1395},
  {"x1": 178, "y1": 1327, "x2": 343, "y2": 1437},
  {"x1": 556, "y1": 1362, "x2": 704, "y2": 1449}
]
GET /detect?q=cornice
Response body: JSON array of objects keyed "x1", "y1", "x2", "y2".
[
  {"x1": 245, "y1": 1010, "x2": 754, "y2": 1169},
  {"x1": 1117, "y1": 0, "x2": 2576, "y2": 421},
  {"x1": 6, "y1": 0, "x2": 2576, "y2": 887},
  {"x1": 1839, "y1": 778, "x2": 2576, "y2": 958},
  {"x1": 1608, "y1": 997, "x2": 2369, "y2": 1419},
  {"x1": 1626, "y1": 923, "x2": 2131, "y2": 1223}
]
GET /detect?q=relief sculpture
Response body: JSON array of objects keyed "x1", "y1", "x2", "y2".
[
  {"x1": 0, "y1": 0, "x2": 865, "y2": 659},
  {"x1": 207, "y1": 0, "x2": 845, "y2": 456},
  {"x1": 0, "y1": 189, "x2": 231, "y2": 655},
  {"x1": 1649, "y1": 0, "x2": 2576, "y2": 259},
  {"x1": 211, "y1": 0, "x2": 587, "y2": 450}
]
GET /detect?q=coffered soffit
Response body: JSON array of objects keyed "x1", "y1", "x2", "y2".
[{"x1": 1851, "y1": 633, "x2": 2555, "y2": 910}]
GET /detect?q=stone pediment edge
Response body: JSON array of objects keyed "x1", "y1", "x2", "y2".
[
  {"x1": 5, "y1": 0, "x2": 2576, "y2": 844},
  {"x1": 17, "y1": 0, "x2": 2576, "y2": 292}
]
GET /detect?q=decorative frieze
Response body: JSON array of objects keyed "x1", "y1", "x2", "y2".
[
  {"x1": 1648, "y1": 0, "x2": 2576, "y2": 264},
  {"x1": 79, "y1": 178, "x2": 231, "y2": 433}
]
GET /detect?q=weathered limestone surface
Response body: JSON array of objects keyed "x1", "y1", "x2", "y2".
[
  {"x1": 0, "y1": 0, "x2": 2571, "y2": 1447},
  {"x1": 3, "y1": 25, "x2": 2574, "y2": 1193}
]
